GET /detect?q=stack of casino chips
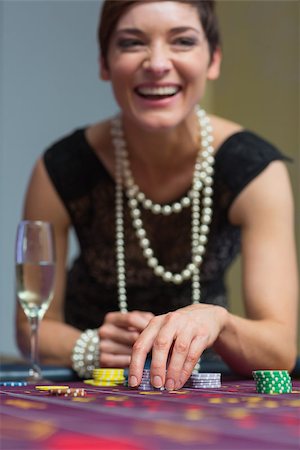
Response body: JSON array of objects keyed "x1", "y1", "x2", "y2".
[
  {"x1": 183, "y1": 372, "x2": 221, "y2": 389},
  {"x1": 84, "y1": 368, "x2": 126, "y2": 387},
  {"x1": 253, "y1": 370, "x2": 292, "y2": 394},
  {"x1": 135, "y1": 369, "x2": 221, "y2": 391},
  {"x1": 0, "y1": 381, "x2": 28, "y2": 387}
]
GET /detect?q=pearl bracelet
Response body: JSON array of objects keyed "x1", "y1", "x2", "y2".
[{"x1": 71, "y1": 329, "x2": 100, "y2": 378}]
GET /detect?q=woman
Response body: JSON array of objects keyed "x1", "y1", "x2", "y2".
[{"x1": 16, "y1": 0, "x2": 298, "y2": 389}]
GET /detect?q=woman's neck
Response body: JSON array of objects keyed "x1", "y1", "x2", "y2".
[{"x1": 121, "y1": 114, "x2": 199, "y2": 171}]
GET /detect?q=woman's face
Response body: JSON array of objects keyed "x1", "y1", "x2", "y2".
[{"x1": 101, "y1": 1, "x2": 221, "y2": 131}]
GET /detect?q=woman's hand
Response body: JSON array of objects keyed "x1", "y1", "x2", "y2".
[
  {"x1": 98, "y1": 310, "x2": 154, "y2": 367},
  {"x1": 129, "y1": 304, "x2": 228, "y2": 390}
]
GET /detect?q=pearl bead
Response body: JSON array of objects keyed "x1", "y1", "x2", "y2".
[
  {"x1": 203, "y1": 197, "x2": 212, "y2": 206},
  {"x1": 144, "y1": 199, "x2": 152, "y2": 209},
  {"x1": 153, "y1": 204, "x2": 162, "y2": 214},
  {"x1": 173, "y1": 203, "x2": 182, "y2": 213},
  {"x1": 202, "y1": 214, "x2": 212, "y2": 225},
  {"x1": 182, "y1": 197, "x2": 191, "y2": 207},
  {"x1": 133, "y1": 218, "x2": 142, "y2": 228},
  {"x1": 148, "y1": 257, "x2": 158, "y2": 268},
  {"x1": 188, "y1": 263, "x2": 196, "y2": 272},
  {"x1": 143, "y1": 248, "x2": 153, "y2": 258},
  {"x1": 136, "y1": 228, "x2": 146, "y2": 238},
  {"x1": 204, "y1": 187, "x2": 213, "y2": 196},
  {"x1": 182, "y1": 269, "x2": 191, "y2": 279},
  {"x1": 154, "y1": 265, "x2": 164, "y2": 276},
  {"x1": 137, "y1": 192, "x2": 145, "y2": 202},
  {"x1": 203, "y1": 207, "x2": 212, "y2": 215},
  {"x1": 173, "y1": 274, "x2": 183, "y2": 284},
  {"x1": 199, "y1": 235, "x2": 207, "y2": 244},
  {"x1": 197, "y1": 245, "x2": 205, "y2": 255},
  {"x1": 162, "y1": 205, "x2": 172, "y2": 215},
  {"x1": 129, "y1": 198, "x2": 138, "y2": 208},
  {"x1": 204, "y1": 176, "x2": 213, "y2": 186},
  {"x1": 162, "y1": 271, "x2": 173, "y2": 282},
  {"x1": 131, "y1": 208, "x2": 140, "y2": 219},
  {"x1": 194, "y1": 255, "x2": 203, "y2": 264},
  {"x1": 140, "y1": 238, "x2": 150, "y2": 248},
  {"x1": 200, "y1": 225, "x2": 209, "y2": 234}
]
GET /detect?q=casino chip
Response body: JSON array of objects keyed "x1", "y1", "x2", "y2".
[
  {"x1": 35, "y1": 385, "x2": 69, "y2": 391},
  {"x1": 84, "y1": 368, "x2": 126, "y2": 387},
  {"x1": 50, "y1": 387, "x2": 86, "y2": 397},
  {"x1": 183, "y1": 372, "x2": 221, "y2": 389},
  {"x1": 0, "y1": 381, "x2": 28, "y2": 387},
  {"x1": 253, "y1": 370, "x2": 292, "y2": 394}
]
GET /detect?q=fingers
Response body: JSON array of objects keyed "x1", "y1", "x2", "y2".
[
  {"x1": 132, "y1": 310, "x2": 155, "y2": 323},
  {"x1": 169, "y1": 335, "x2": 207, "y2": 390},
  {"x1": 100, "y1": 352, "x2": 131, "y2": 368},
  {"x1": 163, "y1": 329, "x2": 195, "y2": 391},
  {"x1": 148, "y1": 312, "x2": 200, "y2": 390},
  {"x1": 99, "y1": 323, "x2": 139, "y2": 346},
  {"x1": 129, "y1": 315, "x2": 165, "y2": 388},
  {"x1": 100, "y1": 339, "x2": 133, "y2": 356},
  {"x1": 104, "y1": 311, "x2": 153, "y2": 332},
  {"x1": 99, "y1": 333, "x2": 137, "y2": 369},
  {"x1": 129, "y1": 308, "x2": 212, "y2": 390}
]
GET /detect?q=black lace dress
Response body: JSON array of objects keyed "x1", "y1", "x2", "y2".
[{"x1": 44, "y1": 129, "x2": 288, "y2": 351}]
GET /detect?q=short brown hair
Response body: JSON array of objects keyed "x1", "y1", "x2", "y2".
[{"x1": 98, "y1": 0, "x2": 221, "y2": 67}]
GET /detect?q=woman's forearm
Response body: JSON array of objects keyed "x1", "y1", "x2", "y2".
[
  {"x1": 214, "y1": 311, "x2": 297, "y2": 375},
  {"x1": 17, "y1": 319, "x2": 81, "y2": 367}
]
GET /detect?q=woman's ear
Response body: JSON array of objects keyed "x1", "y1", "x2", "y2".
[
  {"x1": 207, "y1": 47, "x2": 222, "y2": 81},
  {"x1": 100, "y1": 56, "x2": 110, "y2": 81}
]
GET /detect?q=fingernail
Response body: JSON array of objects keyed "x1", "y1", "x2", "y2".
[
  {"x1": 129, "y1": 376, "x2": 138, "y2": 387},
  {"x1": 153, "y1": 375, "x2": 162, "y2": 388},
  {"x1": 175, "y1": 380, "x2": 183, "y2": 390},
  {"x1": 165, "y1": 378, "x2": 175, "y2": 391}
]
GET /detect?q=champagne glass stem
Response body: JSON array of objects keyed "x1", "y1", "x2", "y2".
[{"x1": 28, "y1": 316, "x2": 42, "y2": 380}]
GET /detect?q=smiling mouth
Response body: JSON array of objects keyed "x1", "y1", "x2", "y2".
[{"x1": 135, "y1": 86, "x2": 181, "y2": 99}]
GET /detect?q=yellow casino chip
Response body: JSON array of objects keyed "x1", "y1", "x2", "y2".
[{"x1": 35, "y1": 385, "x2": 69, "y2": 391}]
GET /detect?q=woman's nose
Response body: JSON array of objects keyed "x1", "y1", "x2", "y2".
[{"x1": 142, "y1": 44, "x2": 172, "y2": 74}]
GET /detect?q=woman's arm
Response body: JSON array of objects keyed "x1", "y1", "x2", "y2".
[
  {"x1": 214, "y1": 160, "x2": 298, "y2": 373},
  {"x1": 129, "y1": 161, "x2": 298, "y2": 389}
]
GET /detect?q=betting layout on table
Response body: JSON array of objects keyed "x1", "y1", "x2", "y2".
[{"x1": 1, "y1": 368, "x2": 299, "y2": 450}]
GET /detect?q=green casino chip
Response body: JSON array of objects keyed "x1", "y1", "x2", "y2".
[{"x1": 253, "y1": 369, "x2": 292, "y2": 395}]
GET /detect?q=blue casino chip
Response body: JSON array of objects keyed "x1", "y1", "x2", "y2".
[{"x1": 0, "y1": 381, "x2": 28, "y2": 387}]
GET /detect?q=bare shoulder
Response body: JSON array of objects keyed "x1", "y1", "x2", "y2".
[{"x1": 209, "y1": 115, "x2": 243, "y2": 152}]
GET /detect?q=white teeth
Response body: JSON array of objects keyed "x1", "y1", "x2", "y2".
[{"x1": 137, "y1": 86, "x2": 179, "y2": 96}]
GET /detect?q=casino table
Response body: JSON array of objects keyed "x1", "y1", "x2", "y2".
[{"x1": 1, "y1": 375, "x2": 300, "y2": 450}]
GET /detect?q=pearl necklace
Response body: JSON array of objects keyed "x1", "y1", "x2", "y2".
[{"x1": 112, "y1": 106, "x2": 214, "y2": 315}]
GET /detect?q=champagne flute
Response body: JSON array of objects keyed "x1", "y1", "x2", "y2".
[{"x1": 15, "y1": 220, "x2": 55, "y2": 381}]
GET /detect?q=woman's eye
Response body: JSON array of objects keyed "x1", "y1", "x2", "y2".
[
  {"x1": 173, "y1": 37, "x2": 197, "y2": 48},
  {"x1": 117, "y1": 39, "x2": 145, "y2": 50}
]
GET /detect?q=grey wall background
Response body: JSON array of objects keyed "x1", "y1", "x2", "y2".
[
  {"x1": 1, "y1": 1, "x2": 299, "y2": 358},
  {"x1": 0, "y1": 0, "x2": 117, "y2": 357}
]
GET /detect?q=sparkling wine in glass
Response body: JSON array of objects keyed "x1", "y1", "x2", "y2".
[{"x1": 15, "y1": 220, "x2": 55, "y2": 381}]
